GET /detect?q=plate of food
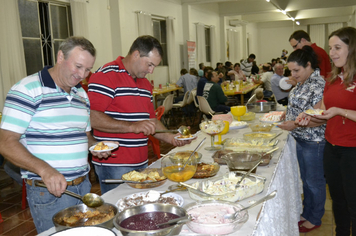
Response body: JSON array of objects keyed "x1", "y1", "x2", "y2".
[
  {"x1": 121, "y1": 168, "x2": 167, "y2": 189},
  {"x1": 259, "y1": 111, "x2": 285, "y2": 123},
  {"x1": 174, "y1": 131, "x2": 200, "y2": 141},
  {"x1": 229, "y1": 121, "x2": 248, "y2": 130},
  {"x1": 115, "y1": 190, "x2": 184, "y2": 212},
  {"x1": 193, "y1": 162, "x2": 220, "y2": 179},
  {"x1": 89, "y1": 142, "x2": 118, "y2": 152},
  {"x1": 304, "y1": 108, "x2": 324, "y2": 117}
]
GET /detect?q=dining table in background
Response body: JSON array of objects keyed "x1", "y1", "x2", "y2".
[
  {"x1": 224, "y1": 83, "x2": 260, "y2": 105},
  {"x1": 152, "y1": 84, "x2": 182, "y2": 108},
  {"x1": 38, "y1": 113, "x2": 302, "y2": 236}
]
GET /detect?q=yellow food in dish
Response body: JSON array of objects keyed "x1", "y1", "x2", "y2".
[
  {"x1": 178, "y1": 134, "x2": 193, "y2": 139},
  {"x1": 305, "y1": 109, "x2": 324, "y2": 115},
  {"x1": 244, "y1": 133, "x2": 273, "y2": 138},
  {"x1": 122, "y1": 170, "x2": 166, "y2": 182},
  {"x1": 93, "y1": 142, "x2": 109, "y2": 151},
  {"x1": 163, "y1": 165, "x2": 196, "y2": 182}
]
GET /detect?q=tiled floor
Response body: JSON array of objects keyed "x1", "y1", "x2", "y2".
[{"x1": 0, "y1": 113, "x2": 337, "y2": 235}]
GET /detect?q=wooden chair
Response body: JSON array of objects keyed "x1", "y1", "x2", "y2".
[{"x1": 148, "y1": 106, "x2": 165, "y2": 159}]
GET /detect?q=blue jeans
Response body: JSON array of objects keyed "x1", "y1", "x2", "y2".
[
  {"x1": 295, "y1": 137, "x2": 326, "y2": 226},
  {"x1": 94, "y1": 163, "x2": 148, "y2": 194},
  {"x1": 26, "y1": 176, "x2": 91, "y2": 234},
  {"x1": 324, "y1": 142, "x2": 356, "y2": 236}
]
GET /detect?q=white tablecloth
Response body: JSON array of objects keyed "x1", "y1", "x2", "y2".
[{"x1": 38, "y1": 117, "x2": 302, "y2": 236}]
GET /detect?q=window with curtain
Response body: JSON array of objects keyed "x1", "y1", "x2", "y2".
[
  {"x1": 18, "y1": 0, "x2": 73, "y2": 76},
  {"x1": 152, "y1": 18, "x2": 168, "y2": 66},
  {"x1": 205, "y1": 27, "x2": 211, "y2": 63}
]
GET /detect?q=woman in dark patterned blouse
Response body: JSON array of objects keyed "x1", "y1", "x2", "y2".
[{"x1": 278, "y1": 46, "x2": 326, "y2": 233}]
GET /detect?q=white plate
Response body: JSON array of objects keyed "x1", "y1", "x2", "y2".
[
  {"x1": 279, "y1": 77, "x2": 292, "y2": 90},
  {"x1": 116, "y1": 191, "x2": 184, "y2": 212},
  {"x1": 229, "y1": 121, "x2": 248, "y2": 129},
  {"x1": 174, "y1": 131, "x2": 199, "y2": 141},
  {"x1": 50, "y1": 226, "x2": 116, "y2": 236},
  {"x1": 89, "y1": 142, "x2": 119, "y2": 152}
]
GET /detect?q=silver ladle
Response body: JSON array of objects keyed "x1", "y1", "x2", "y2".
[
  {"x1": 155, "y1": 125, "x2": 191, "y2": 135},
  {"x1": 178, "y1": 137, "x2": 206, "y2": 171},
  {"x1": 35, "y1": 182, "x2": 104, "y2": 208},
  {"x1": 223, "y1": 190, "x2": 277, "y2": 220}
]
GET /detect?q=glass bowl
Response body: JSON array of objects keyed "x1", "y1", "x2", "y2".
[
  {"x1": 199, "y1": 120, "x2": 225, "y2": 135},
  {"x1": 222, "y1": 152, "x2": 262, "y2": 173},
  {"x1": 166, "y1": 151, "x2": 202, "y2": 164},
  {"x1": 238, "y1": 112, "x2": 255, "y2": 121},
  {"x1": 192, "y1": 162, "x2": 220, "y2": 179},
  {"x1": 243, "y1": 131, "x2": 279, "y2": 142},
  {"x1": 184, "y1": 200, "x2": 249, "y2": 235},
  {"x1": 186, "y1": 172, "x2": 266, "y2": 202},
  {"x1": 161, "y1": 154, "x2": 197, "y2": 182},
  {"x1": 249, "y1": 122, "x2": 274, "y2": 132},
  {"x1": 121, "y1": 168, "x2": 167, "y2": 189},
  {"x1": 223, "y1": 138, "x2": 278, "y2": 152}
]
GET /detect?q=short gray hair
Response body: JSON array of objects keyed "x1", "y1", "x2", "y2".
[
  {"x1": 274, "y1": 63, "x2": 284, "y2": 71},
  {"x1": 59, "y1": 36, "x2": 96, "y2": 59}
]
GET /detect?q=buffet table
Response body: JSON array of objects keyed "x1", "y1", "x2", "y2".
[{"x1": 39, "y1": 114, "x2": 302, "y2": 236}]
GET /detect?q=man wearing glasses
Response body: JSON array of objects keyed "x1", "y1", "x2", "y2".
[{"x1": 289, "y1": 30, "x2": 331, "y2": 79}]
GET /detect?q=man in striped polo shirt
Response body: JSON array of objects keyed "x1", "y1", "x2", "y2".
[
  {"x1": 88, "y1": 36, "x2": 193, "y2": 194},
  {"x1": 0, "y1": 37, "x2": 113, "y2": 233}
]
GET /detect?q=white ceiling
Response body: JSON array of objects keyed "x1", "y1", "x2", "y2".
[{"x1": 181, "y1": 0, "x2": 356, "y2": 25}]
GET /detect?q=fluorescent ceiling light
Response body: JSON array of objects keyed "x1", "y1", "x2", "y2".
[
  {"x1": 281, "y1": 10, "x2": 286, "y2": 15},
  {"x1": 296, "y1": 21, "x2": 300, "y2": 25}
]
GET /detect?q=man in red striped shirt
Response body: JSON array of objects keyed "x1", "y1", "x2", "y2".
[{"x1": 88, "y1": 35, "x2": 192, "y2": 194}]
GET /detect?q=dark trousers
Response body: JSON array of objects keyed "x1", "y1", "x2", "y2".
[
  {"x1": 324, "y1": 142, "x2": 356, "y2": 236},
  {"x1": 214, "y1": 104, "x2": 231, "y2": 114},
  {"x1": 277, "y1": 97, "x2": 289, "y2": 106}
]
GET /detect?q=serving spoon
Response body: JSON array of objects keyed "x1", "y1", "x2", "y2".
[
  {"x1": 178, "y1": 137, "x2": 206, "y2": 171},
  {"x1": 155, "y1": 125, "x2": 191, "y2": 135},
  {"x1": 234, "y1": 160, "x2": 263, "y2": 188},
  {"x1": 223, "y1": 190, "x2": 277, "y2": 220},
  {"x1": 35, "y1": 182, "x2": 104, "y2": 208}
]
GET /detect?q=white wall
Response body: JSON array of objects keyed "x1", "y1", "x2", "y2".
[
  {"x1": 84, "y1": 0, "x2": 352, "y2": 84},
  {"x1": 255, "y1": 22, "x2": 307, "y2": 65},
  {"x1": 246, "y1": 23, "x2": 259, "y2": 61},
  {"x1": 86, "y1": 1, "x2": 115, "y2": 71},
  {"x1": 189, "y1": 3, "x2": 221, "y2": 68}
]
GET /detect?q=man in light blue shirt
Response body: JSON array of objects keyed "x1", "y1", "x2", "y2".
[{"x1": 271, "y1": 63, "x2": 291, "y2": 105}]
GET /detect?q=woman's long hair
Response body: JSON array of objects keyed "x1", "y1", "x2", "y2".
[
  {"x1": 287, "y1": 45, "x2": 319, "y2": 70},
  {"x1": 328, "y1": 27, "x2": 356, "y2": 87}
]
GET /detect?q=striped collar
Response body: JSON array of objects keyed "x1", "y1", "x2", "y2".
[{"x1": 39, "y1": 66, "x2": 82, "y2": 90}]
